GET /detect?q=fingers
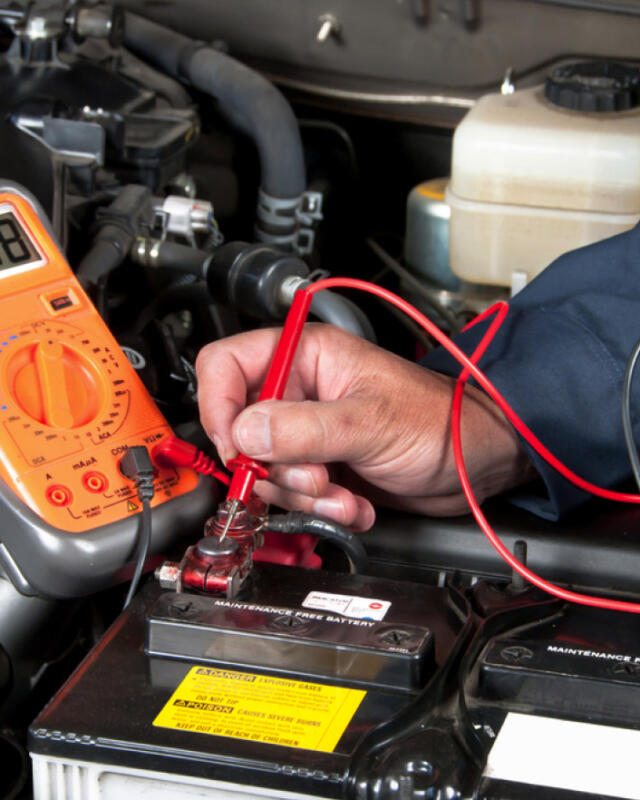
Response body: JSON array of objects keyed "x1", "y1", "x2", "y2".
[
  {"x1": 196, "y1": 328, "x2": 282, "y2": 461},
  {"x1": 196, "y1": 323, "x2": 494, "y2": 520},
  {"x1": 253, "y1": 478, "x2": 376, "y2": 531},
  {"x1": 388, "y1": 492, "x2": 474, "y2": 518},
  {"x1": 196, "y1": 324, "x2": 373, "y2": 463},
  {"x1": 231, "y1": 396, "x2": 379, "y2": 466},
  {"x1": 267, "y1": 463, "x2": 330, "y2": 497}
]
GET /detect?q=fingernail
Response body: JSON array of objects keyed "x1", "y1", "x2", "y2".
[
  {"x1": 358, "y1": 502, "x2": 376, "y2": 531},
  {"x1": 313, "y1": 497, "x2": 346, "y2": 523},
  {"x1": 284, "y1": 468, "x2": 318, "y2": 495},
  {"x1": 212, "y1": 436, "x2": 231, "y2": 466},
  {"x1": 236, "y1": 410, "x2": 272, "y2": 457}
]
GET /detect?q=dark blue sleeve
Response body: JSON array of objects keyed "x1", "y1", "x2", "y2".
[{"x1": 422, "y1": 223, "x2": 640, "y2": 520}]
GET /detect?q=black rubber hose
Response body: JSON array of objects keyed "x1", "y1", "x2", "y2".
[
  {"x1": 311, "y1": 291, "x2": 377, "y2": 343},
  {"x1": 119, "y1": 49, "x2": 193, "y2": 108},
  {"x1": 122, "y1": 12, "x2": 193, "y2": 77},
  {"x1": 76, "y1": 184, "x2": 152, "y2": 288},
  {"x1": 132, "y1": 239, "x2": 211, "y2": 275},
  {"x1": 123, "y1": 13, "x2": 306, "y2": 202},
  {"x1": 135, "y1": 240, "x2": 374, "y2": 340},
  {"x1": 76, "y1": 239, "x2": 122, "y2": 288},
  {"x1": 131, "y1": 281, "x2": 225, "y2": 341},
  {"x1": 266, "y1": 512, "x2": 368, "y2": 574}
]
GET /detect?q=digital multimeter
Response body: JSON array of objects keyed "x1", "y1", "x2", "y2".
[{"x1": 0, "y1": 183, "x2": 214, "y2": 599}]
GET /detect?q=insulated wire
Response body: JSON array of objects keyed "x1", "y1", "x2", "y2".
[
  {"x1": 123, "y1": 497, "x2": 152, "y2": 610},
  {"x1": 266, "y1": 512, "x2": 368, "y2": 574},
  {"x1": 451, "y1": 308, "x2": 640, "y2": 613},
  {"x1": 622, "y1": 335, "x2": 640, "y2": 491},
  {"x1": 307, "y1": 278, "x2": 640, "y2": 505},
  {"x1": 302, "y1": 278, "x2": 640, "y2": 614}
]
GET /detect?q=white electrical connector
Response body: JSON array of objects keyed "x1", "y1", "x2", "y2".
[{"x1": 155, "y1": 195, "x2": 214, "y2": 238}]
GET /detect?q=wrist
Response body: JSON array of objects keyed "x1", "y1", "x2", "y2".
[{"x1": 461, "y1": 382, "x2": 539, "y2": 500}]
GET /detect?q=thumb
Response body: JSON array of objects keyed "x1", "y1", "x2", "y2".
[{"x1": 231, "y1": 398, "x2": 377, "y2": 465}]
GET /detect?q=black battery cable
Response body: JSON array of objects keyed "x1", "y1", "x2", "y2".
[{"x1": 265, "y1": 512, "x2": 368, "y2": 574}]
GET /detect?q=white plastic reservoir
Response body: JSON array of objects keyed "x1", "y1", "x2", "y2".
[{"x1": 447, "y1": 63, "x2": 640, "y2": 287}]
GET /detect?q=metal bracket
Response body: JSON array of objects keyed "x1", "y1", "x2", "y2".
[
  {"x1": 296, "y1": 190, "x2": 324, "y2": 227},
  {"x1": 293, "y1": 228, "x2": 315, "y2": 256},
  {"x1": 256, "y1": 189, "x2": 323, "y2": 255},
  {"x1": 437, "y1": 0, "x2": 480, "y2": 30}
]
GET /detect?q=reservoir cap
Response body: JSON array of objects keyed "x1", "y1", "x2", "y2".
[{"x1": 545, "y1": 61, "x2": 640, "y2": 112}]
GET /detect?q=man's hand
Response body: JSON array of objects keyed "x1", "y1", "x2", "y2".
[{"x1": 196, "y1": 324, "x2": 534, "y2": 530}]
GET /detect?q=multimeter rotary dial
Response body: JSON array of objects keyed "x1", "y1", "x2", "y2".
[
  {"x1": 3, "y1": 320, "x2": 130, "y2": 442},
  {"x1": 10, "y1": 340, "x2": 103, "y2": 428}
]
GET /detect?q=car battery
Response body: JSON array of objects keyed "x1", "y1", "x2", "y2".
[
  {"x1": 29, "y1": 563, "x2": 463, "y2": 799},
  {"x1": 463, "y1": 602, "x2": 640, "y2": 800}
]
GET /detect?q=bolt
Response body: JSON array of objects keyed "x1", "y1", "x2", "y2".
[
  {"x1": 155, "y1": 562, "x2": 180, "y2": 590},
  {"x1": 316, "y1": 14, "x2": 340, "y2": 43},
  {"x1": 501, "y1": 66, "x2": 515, "y2": 96},
  {"x1": 509, "y1": 539, "x2": 528, "y2": 592},
  {"x1": 404, "y1": 760, "x2": 436, "y2": 792}
]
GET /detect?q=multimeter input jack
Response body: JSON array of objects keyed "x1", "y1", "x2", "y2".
[
  {"x1": 81, "y1": 471, "x2": 109, "y2": 493},
  {"x1": 45, "y1": 485, "x2": 72, "y2": 507}
]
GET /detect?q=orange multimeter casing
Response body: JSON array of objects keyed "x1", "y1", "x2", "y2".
[{"x1": 0, "y1": 190, "x2": 198, "y2": 532}]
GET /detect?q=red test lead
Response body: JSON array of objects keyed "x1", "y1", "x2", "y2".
[
  {"x1": 221, "y1": 289, "x2": 313, "y2": 533},
  {"x1": 231, "y1": 274, "x2": 640, "y2": 616},
  {"x1": 152, "y1": 436, "x2": 231, "y2": 485}
]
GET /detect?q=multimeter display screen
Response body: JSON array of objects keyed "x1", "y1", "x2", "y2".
[{"x1": 0, "y1": 212, "x2": 40, "y2": 271}]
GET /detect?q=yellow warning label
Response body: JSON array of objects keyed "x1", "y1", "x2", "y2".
[
  {"x1": 153, "y1": 666, "x2": 366, "y2": 752},
  {"x1": 127, "y1": 500, "x2": 138, "y2": 512}
]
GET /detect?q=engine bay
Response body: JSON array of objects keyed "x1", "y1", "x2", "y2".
[{"x1": 2, "y1": 2, "x2": 640, "y2": 798}]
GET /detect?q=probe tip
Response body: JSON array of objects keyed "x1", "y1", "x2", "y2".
[{"x1": 219, "y1": 498, "x2": 240, "y2": 541}]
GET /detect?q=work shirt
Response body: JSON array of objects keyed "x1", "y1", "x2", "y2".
[{"x1": 423, "y1": 224, "x2": 640, "y2": 520}]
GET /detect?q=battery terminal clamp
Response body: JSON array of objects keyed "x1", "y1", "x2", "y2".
[
  {"x1": 156, "y1": 507, "x2": 261, "y2": 598},
  {"x1": 153, "y1": 436, "x2": 267, "y2": 597}
]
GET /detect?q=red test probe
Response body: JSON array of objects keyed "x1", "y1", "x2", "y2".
[{"x1": 219, "y1": 289, "x2": 313, "y2": 535}]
